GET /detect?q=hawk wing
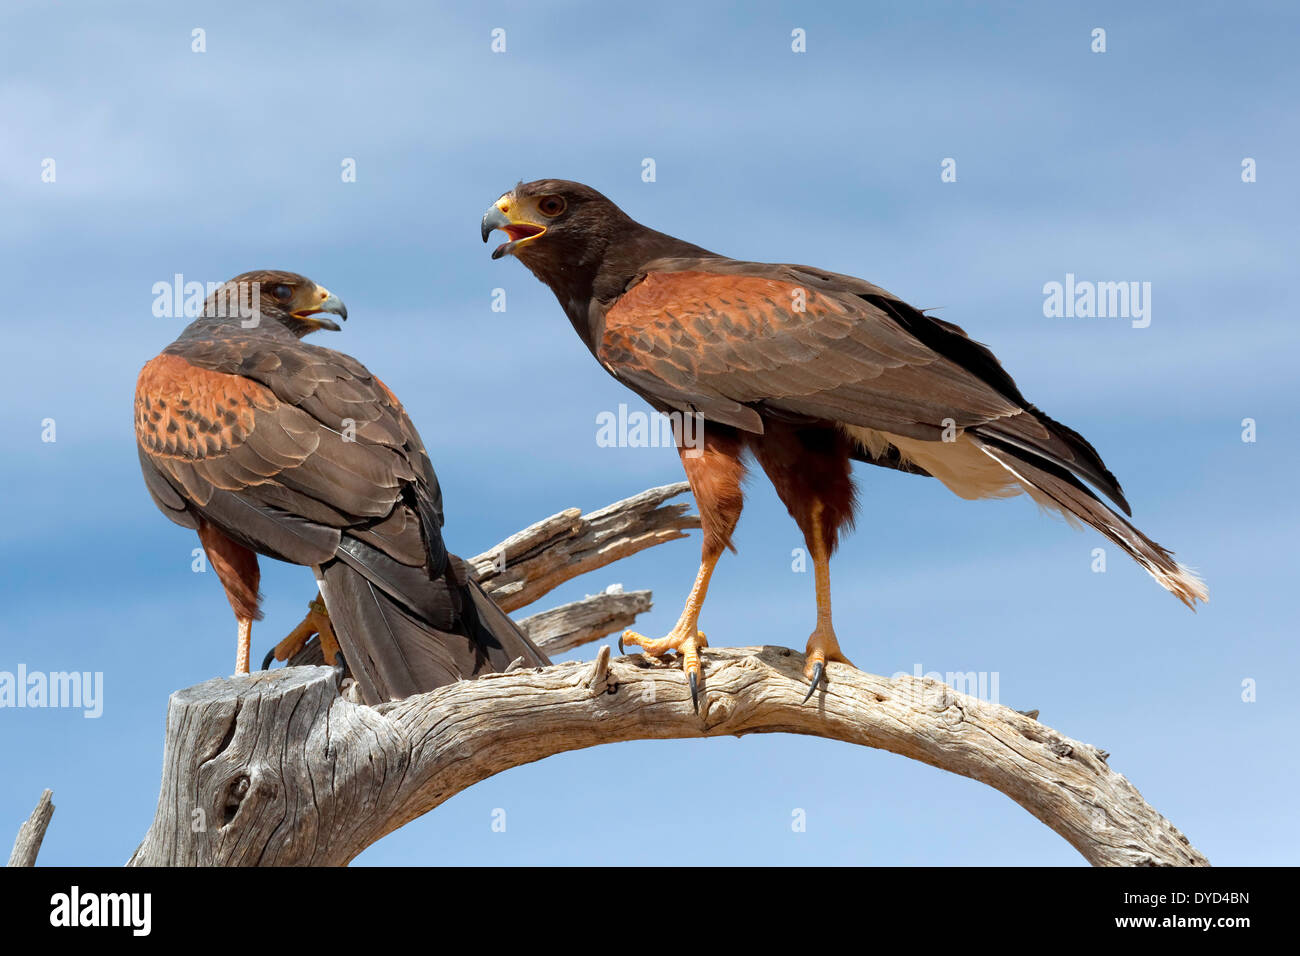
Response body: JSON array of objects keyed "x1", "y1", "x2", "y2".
[
  {"x1": 135, "y1": 337, "x2": 445, "y2": 574},
  {"x1": 598, "y1": 258, "x2": 1129, "y2": 514}
]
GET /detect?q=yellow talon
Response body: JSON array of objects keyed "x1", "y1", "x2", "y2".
[
  {"x1": 267, "y1": 594, "x2": 341, "y2": 667},
  {"x1": 621, "y1": 627, "x2": 708, "y2": 711}
]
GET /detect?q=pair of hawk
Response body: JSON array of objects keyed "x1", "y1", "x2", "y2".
[{"x1": 136, "y1": 181, "x2": 1205, "y2": 706}]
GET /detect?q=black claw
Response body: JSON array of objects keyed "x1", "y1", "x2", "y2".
[
  {"x1": 332, "y1": 651, "x2": 348, "y2": 685},
  {"x1": 689, "y1": 670, "x2": 700, "y2": 712},
  {"x1": 261, "y1": 649, "x2": 276, "y2": 671},
  {"x1": 802, "y1": 662, "x2": 825, "y2": 704},
  {"x1": 618, "y1": 635, "x2": 625, "y2": 655}
]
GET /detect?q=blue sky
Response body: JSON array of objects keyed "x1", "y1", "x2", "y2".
[{"x1": 1, "y1": 0, "x2": 1296, "y2": 865}]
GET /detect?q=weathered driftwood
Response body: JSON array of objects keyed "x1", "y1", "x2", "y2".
[
  {"x1": 468, "y1": 482, "x2": 697, "y2": 612},
  {"x1": 128, "y1": 650, "x2": 1206, "y2": 866},
  {"x1": 518, "y1": 588, "x2": 652, "y2": 654},
  {"x1": 127, "y1": 482, "x2": 1208, "y2": 867},
  {"x1": 8, "y1": 789, "x2": 54, "y2": 867}
]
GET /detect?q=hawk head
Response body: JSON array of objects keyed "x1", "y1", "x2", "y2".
[
  {"x1": 203, "y1": 270, "x2": 348, "y2": 337},
  {"x1": 480, "y1": 179, "x2": 634, "y2": 267}
]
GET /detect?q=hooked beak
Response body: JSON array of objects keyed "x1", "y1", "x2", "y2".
[
  {"x1": 481, "y1": 198, "x2": 547, "y2": 259},
  {"x1": 292, "y1": 286, "x2": 348, "y2": 331}
]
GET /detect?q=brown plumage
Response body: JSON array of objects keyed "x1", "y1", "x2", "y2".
[
  {"x1": 135, "y1": 270, "x2": 548, "y2": 703},
  {"x1": 483, "y1": 180, "x2": 1206, "y2": 703}
]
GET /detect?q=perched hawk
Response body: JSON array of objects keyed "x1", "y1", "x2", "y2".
[
  {"x1": 483, "y1": 181, "x2": 1206, "y2": 705},
  {"x1": 135, "y1": 270, "x2": 548, "y2": 704}
]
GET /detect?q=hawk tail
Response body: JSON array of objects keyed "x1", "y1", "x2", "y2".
[
  {"x1": 318, "y1": 550, "x2": 549, "y2": 705},
  {"x1": 972, "y1": 437, "x2": 1208, "y2": 609}
]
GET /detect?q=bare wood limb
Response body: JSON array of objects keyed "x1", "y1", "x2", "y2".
[
  {"x1": 129, "y1": 650, "x2": 1207, "y2": 867},
  {"x1": 134, "y1": 483, "x2": 1207, "y2": 867},
  {"x1": 8, "y1": 789, "x2": 54, "y2": 867},
  {"x1": 469, "y1": 482, "x2": 697, "y2": 612},
  {"x1": 518, "y1": 588, "x2": 652, "y2": 653}
]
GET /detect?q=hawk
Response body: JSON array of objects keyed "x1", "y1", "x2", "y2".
[
  {"x1": 483, "y1": 181, "x2": 1205, "y2": 705},
  {"x1": 135, "y1": 270, "x2": 548, "y2": 704}
]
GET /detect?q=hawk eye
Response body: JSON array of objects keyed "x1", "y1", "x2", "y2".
[
  {"x1": 537, "y1": 196, "x2": 566, "y2": 217},
  {"x1": 271, "y1": 284, "x2": 293, "y2": 302}
]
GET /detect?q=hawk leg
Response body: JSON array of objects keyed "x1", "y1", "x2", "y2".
[
  {"x1": 802, "y1": 500, "x2": 854, "y2": 703},
  {"x1": 235, "y1": 616, "x2": 252, "y2": 675},
  {"x1": 197, "y1": 521, "x2": 262, "y2": 678},
  {"x1": 620, "y1": 553, "x2": 716, "y2": 710},
  {"x1": 747, "y1": 422, "x2": 858, "y2": 702},
  {"x1": 621, "y1": 425, "x2": 744, "y2": 712}
]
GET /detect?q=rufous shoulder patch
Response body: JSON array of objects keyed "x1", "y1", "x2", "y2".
[
  {"x1": 135, "y1": 353, "x2": 277, "y2": 460},
  {"x1": 608, "y1": 271, "x2": 809, "y2": 323}
]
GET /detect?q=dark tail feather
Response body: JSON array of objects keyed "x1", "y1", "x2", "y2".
[
  {"x1": 971, "y1": 437, "x2": 1208, "y2": 609},
  {"x1": 462, "y1": 575, "x2": 549, "y2": 673},
  {"x1": 975, "y1": 411, "x2": 1132, "y2": 516},
  {"x1": 319, "y1": 553, "x2": 550, "y2": 705}
]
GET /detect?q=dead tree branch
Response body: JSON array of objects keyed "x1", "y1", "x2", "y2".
[
  {"x1": 8, "y1": 789, "x2": 54, "y2": 867},
  {"x1": 518, "y1": 588, "x2": 652, "y2": 653},
  {"x1": 468, "y1": 481, "x2": 697, "y2": 612},
  {"x1": 130, "y1": 484, "x2": 1208, "y2": 867},
  {"x1": 128, "y1": 651, "x2": 1205, "y2": 866}
]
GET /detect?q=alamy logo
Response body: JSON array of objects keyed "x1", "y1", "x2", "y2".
[
  {"x1": 1042, "y1": 273, "x2": 1151, "y2": 328},
  {"x1": 891, "y1": 663, "x2": 1000, "y2": 706},
  {"x1": 0, "y1": 666, "x2": 103, "y2": 718},
  {"x1": 595, "y1": 403, "x2": 705, "y2": 457},
  {"x1": 50, "y1": 886, "x2": 151, "y2": 936},
  {"x1": 152, "y1": 273, "x2": 262, "y2": 326}
]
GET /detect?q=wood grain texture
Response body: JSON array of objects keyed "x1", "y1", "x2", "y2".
[
  {"x1": 517, "y1": 588, "x2": 652, "y2": 653},
  {"x1": 468, "y1": 482, "x2": 698, "y2": 611},
  {"x1": 128, "y1": 650, "x2": 1207, "y2": 866},
  {"x1": 8, "y1": 789, "x2": 54, "y2": 867},
  {"x1": 128, "y1": 482, "x2": 1206, "y2": 868}
]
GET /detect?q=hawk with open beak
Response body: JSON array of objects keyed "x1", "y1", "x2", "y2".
[{"x1": 483, "y1": 180, "x2": 1206, "y2": 709}]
